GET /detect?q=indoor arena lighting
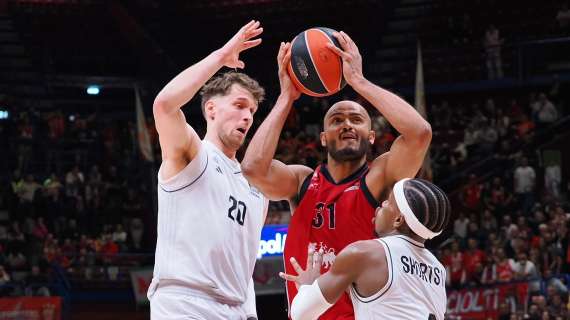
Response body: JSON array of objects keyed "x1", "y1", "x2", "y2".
[{"x1": 86, "y1": 85, "x2": 100, "y2": 95}]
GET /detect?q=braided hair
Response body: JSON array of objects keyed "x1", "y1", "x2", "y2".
[{"x1": 401, "y1": 179, "x2": 451, "y2": 235}]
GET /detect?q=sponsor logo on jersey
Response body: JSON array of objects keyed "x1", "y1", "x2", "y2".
[
  {"x1": 344, "y1": 185, "x2": 360, "y2": 192},
  {"x1": 309, "y1": 242, "x2": 337, "y2": 269}
]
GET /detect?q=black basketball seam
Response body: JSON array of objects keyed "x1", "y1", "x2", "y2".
[
  {"x1": 304, "y1": 30, "x2": 328, "y2": 93},
  {"x1": 313, "y1": 28, "x2": 340, "y2": 92},
  {"x1": 288, "y1": 35, "x2": 312, "y2": 94},
  {"x1": 291, "y1": 31, "x2": 327, "y2": 95}
]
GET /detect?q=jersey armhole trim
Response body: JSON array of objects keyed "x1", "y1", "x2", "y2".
[
  {"x1": 159, "y1": 153, "x2": 209, "y2": 193},
  {"x1": 350, "y1": 238, "x2": 394, "y2": 303},
  {"x1": 360, "y1": 175, "x2": 381, "y2": 208},
  {"x1": 296, "y1": 172, "x2": 314, "y2": 204}
]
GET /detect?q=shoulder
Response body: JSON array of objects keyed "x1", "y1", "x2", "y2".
[{"x1": 337, "y1": 240, "x2": 386, "y2": 266}]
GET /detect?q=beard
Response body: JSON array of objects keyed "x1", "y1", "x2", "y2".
[{"x1": 328, "y1": 138, "x2": 370, "y2": 162}]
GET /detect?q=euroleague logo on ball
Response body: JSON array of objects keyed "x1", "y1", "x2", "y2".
[
  {"x1": 294, "y1": 56, "x2": 309, "y2": 80},
  {"x1": 287, "y1": 27, "x2": 346, "y2": 97}
]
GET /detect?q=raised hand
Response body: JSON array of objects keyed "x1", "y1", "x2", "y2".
[
  {"x1": 217, "y1": 20, "x2": 263, "y2": 69},
  {"x1": 279, "y1": 247, "x2": 323, "y2": 289},
  {"x1": 326, "y1": 31, "x2": 364, "y2": 86},
  {"x1": 277, "y1": 42, "x2": 301, "y2": 101}
]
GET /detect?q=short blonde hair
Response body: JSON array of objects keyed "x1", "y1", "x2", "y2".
[{"x1": 199, "y1": 72, "x2": 265, "y2": 117}]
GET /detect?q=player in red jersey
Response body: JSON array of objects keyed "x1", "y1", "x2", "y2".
[{"x1": 242, "y1": 32, "x2": 432, "y2": 319}]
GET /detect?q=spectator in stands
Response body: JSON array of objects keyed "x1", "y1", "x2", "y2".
[
  {"x1": 461, "y1": 174, "x2": 483, "y2": 211},
  {"x1": 532, "y1": 93, "x2": 558, "y2": 126},
  {"x1": 24, "y1": 265, "x2": 50, "y2": 296},
  {"x1": 129, "y1": 217, "x2": 144, "y2": 251},
  {"x1": 464, "y1": 238, "x2": 486, "y2": 282},
  {"x1": 484, "y1": 24, "x2": 504, "y2": 79},
  {"x1": 514, "y1": 157, "x2": 536, "y2": 213},
  {"x1": 112, "y1": 224, "x2": 127, "y2": 251},
  {"x1": 512, "y1": 251, "x2": 540, "y2": 290},
  {"x1": 495, "y1": 248, "x2": 515, "y2": 283},
  {"x1": 444, "y1": 241, "x2": 466, "y2": 288},
  {"x1": 556, "y1": 3, "x2": 570, "y2": 31},
  {"x1": 43, "y1": 173, "x2": 63, "y2": 203},
  {"x1": 8, "y1": 222, "x2": 26, "y2": 252},
  {"x1": 515, "y1": 114, "x2": 535, "y2": 140},
  {"x1": 100, "y1": 235, "x2": 118, "y2": 264},
  {"x1": 0, "y1": 265, "x2": 11, "y2": 296},
  {"x1": 31, "y1": 217, "x2": 49, "y2": 241},
  {"x1": 6, "y1": 250, "x2": 26, "y2": 271},
  {"x1": 544, "y1": 163, "x2": 562, "y2": 199},
  {"x1": 0, "y1": 265, "x2": 10, "y2": 285},
  {"x1": 485, "y1": 177, "x2": 514, "y2": 214},
  {"x1": 17, "y1": 114, "x2": 34, "y2": 173},
  {"x1": 18, "y1": 174, "x2": 41, "y2": 217},
  {"x1": 480, "y1": 120, "x2": 499, "y2": 152},
  {"x1": 480, "y1": 209, "x2": 499, "y2": 234},
  {"x1": 65, "y1": 165, "x2": 84, "y2": 198},
  {"x1": 454, "y1": 211, "x2": 470, "y2": 241}
]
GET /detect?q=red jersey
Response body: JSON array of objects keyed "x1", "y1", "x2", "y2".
[{"x1": 284, "y1": 164, "x2": 378, "y2": 320}]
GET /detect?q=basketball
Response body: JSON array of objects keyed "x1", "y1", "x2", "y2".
[{"x1": 287, "y1": 27, "x2": 347, "y2": 97}]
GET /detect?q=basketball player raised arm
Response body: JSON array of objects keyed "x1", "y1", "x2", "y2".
[
  {"x1": 241, "y1": 42, "x2": 313, "y2": 202},
  {"x1": 281, "y1": 179, "x2": 451, "y2": 320},
  {"x1": 281, "y1": 242, "x2": 376, "y2": 320},
  {"x1": 153, "y1": 20, "x2": 262, "y2": 179},
  {"x1": 326, "y1": 31, "x2": 432, "y2": 198},
  {"x1": 150, "y1": 20, "x2": 263, "y2": 320},
  {"x1": 243, "y1": 32, "x2": 431, "y2": 205}
]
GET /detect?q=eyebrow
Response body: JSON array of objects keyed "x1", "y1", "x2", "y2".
[
  {"x1": 234, "y1": 97, "x2": 251, "y2": 104},
  {"x1": 327, "y1": 112, "x2": 365, "y2": 119}
]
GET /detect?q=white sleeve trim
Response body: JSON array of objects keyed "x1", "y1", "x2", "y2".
[{"x1": 158, "y1": 140, "x2": 208, "y2": 192}]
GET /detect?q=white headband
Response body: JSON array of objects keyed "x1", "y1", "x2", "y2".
[{"x1": 393, "y1": 178, "x2": 441, "y2": 240}]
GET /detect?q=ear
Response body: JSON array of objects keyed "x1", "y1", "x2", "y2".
[
  {"x1": 393, "y1": 214, "x2": 405, "y2": 229},
  {"x1": 368, "y1": 130, "x2": 376, "y2": 145},
  {"x1": 205, "y1": 100, "x2": 216, "y2": 121},
  {"x1": 320, "y1": 131, "x2": 327, "y2": 148}
]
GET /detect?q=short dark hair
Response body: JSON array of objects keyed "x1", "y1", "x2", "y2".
[{"x1": 199, "y1": 72, "x2": 265, "y2": 117}]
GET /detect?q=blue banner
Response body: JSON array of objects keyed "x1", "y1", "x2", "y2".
[{"x1": 257, "y1": 224, "x2": 288, "y2": 259}]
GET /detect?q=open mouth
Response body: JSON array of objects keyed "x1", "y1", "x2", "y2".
[
  {"x1": 236, "y1": 128, "x2": 246, "y2": 134},
  {"x1": 340, "y1": 133, "x2": 357, "y2": 140}
]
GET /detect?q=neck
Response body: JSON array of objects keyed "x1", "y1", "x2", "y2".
[
  {"x1": 380, "y1": 230, "x2": 426, "y2": 244},
  {"x1": 325, "y1": 155, "x2": 367, "y2": 183},
  {"x1": 204, "y1": 130, "x2": 237, "y2": 160}
]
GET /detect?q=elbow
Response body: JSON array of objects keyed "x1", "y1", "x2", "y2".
[
  {"x1": 241, "y1": 163, "x2": 254, "y2": 178},
  {"x1": 153, "y1": 94, "x2": 174, "y2": 117},
  {"x1": 241, "y1": 161, "x2": 260, "y2": 181},
  {"x1": 412, "y1": 121, "x2": 432, "y2": 147}
]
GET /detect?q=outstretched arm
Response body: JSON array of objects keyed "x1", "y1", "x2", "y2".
[
  {"x1": 328, "y1": 32, "x2": 432, "y2": 199},
  {"x1": 154, "y1": 20, "x2": 263, "y2": 178},
  {"x1": 279, "y1": 243, "x2": 374, "y2": 320},
  {"x1": 242, "y1": 42, "x2": 312, "y2": 201}
]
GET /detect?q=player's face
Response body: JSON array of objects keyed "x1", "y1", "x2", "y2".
[
  {"x1": 321, "y1": 101, "x2": 374, "y2": 162},
  {"x1": 373, "y1": 192, "x2": 399, "y2": 237},
  {"x1": 211, "y1": 84, "x2": 258, "y2": 150}
]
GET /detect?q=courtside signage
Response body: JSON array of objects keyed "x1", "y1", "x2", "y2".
[{"x1": 257, "y1": 224, "x2": 288, "y2": 259}]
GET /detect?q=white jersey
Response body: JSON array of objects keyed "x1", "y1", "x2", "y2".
[
  {"x1": 148, "y1": 140, "x2": 268, "y2": 304},
  {"x1": 350, "y1": 235, "x2": 447, "y2": 320}
]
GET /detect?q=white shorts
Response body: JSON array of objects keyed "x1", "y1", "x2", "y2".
[{"x1": 150, "y1": 284, "x2": 247, "y2": 320}]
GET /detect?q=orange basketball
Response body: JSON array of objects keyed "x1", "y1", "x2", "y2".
[{"x1": 287, "y1": 27, "x2": 346, "y2": 97}]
